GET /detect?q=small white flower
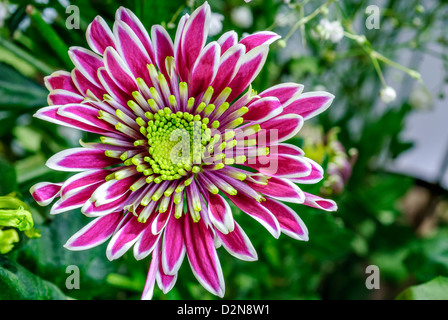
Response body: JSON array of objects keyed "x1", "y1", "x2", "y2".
[
  {"x1": 315, "y1": 19, "x2": 344, "y2": 43},
  {"x1": 380, "y1": 86, "x2": 397, "y2": 103},
  {"x1": 231, "y1": 6, "x2": 253, "y2": 29},
  {"x1": 209, "y1": 12, "x2": 224, "y2": 37}
]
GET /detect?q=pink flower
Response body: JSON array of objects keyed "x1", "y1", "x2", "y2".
[{"x1": 30, "y1": 2, "x2": 337, "y2": 299}]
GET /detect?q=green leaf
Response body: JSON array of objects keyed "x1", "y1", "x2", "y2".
[
  {"x1": 0, "y1": 157, "x2": 18, "y2": 195},
  {"x1": 0, "y1": 256, "x2": 68, "y2": 300},
  {"x1": 396, "y1": 276, "x2": 448, "y2": 300}
]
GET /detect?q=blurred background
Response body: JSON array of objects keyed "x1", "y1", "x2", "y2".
[{"x1": 1, "y1": 0, "x2": 448, "y2": 300}]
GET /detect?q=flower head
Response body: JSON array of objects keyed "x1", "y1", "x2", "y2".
[{"x1": 30, "y1": 2, "x2": 336, "y2": 299}]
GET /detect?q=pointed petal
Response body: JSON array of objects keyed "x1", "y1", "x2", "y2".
[
  {"x1": 47, "y1": 89, "x2": 84, "y2": 105},
  {"x1": 86, "y1": 15, "x2": 116, "y2": 55},
  {"x1": 282, "y1": 91, "x2": 335, "y2": 120},
  {"x1": 156, "y1": 244, "x2": 178, "y2": 294},
  {"x1": 256, "y1": 114, "x2": 304, "y2": 144},
  {"x1": 216, "y1": 222, "x2": 257, "y2": 261},
  {"x1": 244, "y1": 96, "x2": 283, "y2": 122},
  {"x1": 217, "y1": 31, "x2": 238, "y2": 54},
  {"x1": 261, "y1": 198, "x2": 309, "y2": 241},
  {"x1": 57, "y1": 104, "x2": 116, "y2": 133},
  {"x1": 50, "y1": 181, "x2": 102, "y2": 215},
  {"x1": 290, "y1": 158, "x2": 324, "y2": 184},
  {"x1": 208, "y1": 193, "x2": 234, "y2": 234},
  {"x1": 133, "y1": 213, "x2": 162, "y2": 260},
  {"x1": 161, "y1": 214, "x2": 186, "y2": 275},
  {"x1": 103, "y1": 47, "x2": 139, "y2": 94},
  {"x1": 141, "y1": 240, "x2": 159, "y2": 300},
  {"x1": 303, "y1": 192, "x2": 338, "y2": 212},
  {"x1": 239, "y1": 31, "x2": 281, "y2": 52},
  {"x1": 64, "y1": 211, "x2": 122, "y2": 250},
  {"x1": 30, "y1": 182, "x2": 62, "y2": 206},
  {"x1": 246, "y1": 153, "x2": 312, "y2": 178},
  {"x1": 225, "y1": 192, "x2": 280, "y2": 238},
  {"x1": 60, "y1": 169, "x2": 112, "y2": 197},
  {"x1": 246, "y1": 176, "x2": 305, "y2": 204},
  {"x1": 259, "y1": 82, "x2": 304, "y2": 105},
  {"x1": 46, "y1": 148, "x2": 122, "y2": 172},
  {"x1": 106, "y1": 215, "x2": 148, "y2": 260},
  {"x1": 68, "y1": 46, "x2": 103, "y2": 86},
  {"x1": 184, "y1": 214, "x2": 225, "y2": 297},
  {"x1": 151, "y1": 25, "x2": 175, "y2": 76},
  {"x1": 189, "y1": 41, "x2": 220, "y2": 98},
  {"x1": 44, "y1": 70, "x2": 78, "y2": 92}
]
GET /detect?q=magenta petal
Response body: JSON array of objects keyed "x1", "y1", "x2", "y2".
[
  {"x1": 34, "y1": 105, "x2": 114, "y2": 136},
  {"x1": 46, "y1": 148, "x2": 122, "y2": 172},
  {"x1": 64, "y1": 211, "x2": 122, "y2": 251},
  {"x1": 225, "y1": 192, "x2": 280, "y2": 239},
  {"x1": 103, "y1": 47, "x2": 139, "y2": 94},
  {"x1": 189, "y1": 41, "x2": 220, "y2": 98},
  {"x1": 184, "y1": 214, "x2": 225, "y2": 297},
  {"x1": 210, "y1": 44, "x2": 245, "y2": 100},
  {"x1": 173, "y1": 13, "x2": 190, "y2": 82},
  {"x1": 151, "y1": 25, "x2": 175, "y2": 76},
  {"x1": 151, "y1": 205, "x2": 172, "y2": 235},
  {"x1": 106, "y1": 215, "x2": 148, "y2": 260},
  {"x1": 244, "y1": 96, "x2": 283, "y2": 122},
  {"x1": 259, "y1": 82, "x2": 304, "y2": 105},
  {"x1": 91, "y1": 175, "x2": 137, "y2": 206},
  {"x1": 86, "y1": 16, "x2": 116, "y2": 55},
  {"x1": 208, "y1": 193, "x2": 234, "y2": 234},
  {"x1": 44, "y1": 71, "x2": 78, "y2": 92},
  {"x1": 47, "y1": 89, "x2": 84, "y2": 105},
  {"x1": 246, "y1": 176, "x2": 304, "y2": 204},
  {"x1": 227, "y1": 45, "x2": 269, "y2": 102},
  {"x1": 275, "y1": 143, "x2": 305, "y2": 157},
  {"x1": 116, "y1": 6, "x2": 155, "y2": 64},
  {"x1": 239, "y1": 31, "x2": 281, "y2": 52},
  {"x1": 82, "y1": 192, "x2": 131, "y2": 217},
  {"x1": 216, "y1": 222, "x2": 257, "y2": 261},
  {"x1": 68, "y1": 47, "x2": 103, "y2": 86},
  {"x1": 30, "y1": 182, "x2": 62, "y2": 206},
  {"x1": 133, "y1": 211, "x2": 162, "y2": 260},
  {"x1": 256, "y1": 114, "x2": 304, "y2": 144},
  {"x1": 61, "y1": 169, "x2": 112, "y2": 197},
  {"x1": 57, "y1": 104, "x2": 116, "y2": 133},
  {"x1": 114, "y1": 21, "x2": 153, "y2": 84},
  {"x1": 72, "y1": 69, "x2": 106, "y2": 99},
  {"x1": 290, "y1": 158, "x2": 324, "y2": 184},
  {"x1": 303, "y1": 192, "x2": 338, "y2": 212},
  {"x1": 217, "y1": 31, "x2": 238, "y2": 55},
  {"x1": 282, "y1": 91, "x2": 335, "y2": 120},
  {"x1": 141, "y1": 239, "x2": 159, "y2": 300},
  {"x1": 156, "y1": 244, "x2": 178, "y2": 294},
  {"x1": 261, "y1": 198, "x2": 309, "y2": 241},
  {"x1": 97, "y1": 67, "x2": 134, "y2": 107},
  {"x1": 180, "y1": 2, "x2": 211, "y2": 77},
  {"x1": 246, "y1": 153, "x2": 312, "y2": 178},
  {"x1": 161, "y1": 214, "x2": 186, "y2": 275},
  {"x1": 50, "y1": 181, "x2": 102, "y2": 215}
]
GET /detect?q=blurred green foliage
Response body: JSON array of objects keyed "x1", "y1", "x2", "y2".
[{"x1": 0, "y1": 0, "x2": 448, "y2": 300}]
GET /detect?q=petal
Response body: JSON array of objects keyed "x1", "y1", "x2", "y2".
[
  {"x1": 47, "y1": 89, "x2": 84, "y2": 105},
  {"x1": 44, "y1": 70, "x2": 78, "y2": 92},
  {"x1": 256, "y1": 114, "x2": 304, "y2": 144},
  {"x1": 217, "y1": 31, "x2": 238, "y2": 54},
  {"x1": 106, "y1": 215, "x2": 148, "y2": 260},
  {"x1": 239, "y1": 31, "x2": 281, "y2": 52},
  {"x1": 151, "y1": 205, "x2": 172, "y2": 235},
  {"x1": 259, "y1": 82, "x2": 304, "y2": 106},
  {"x1": 116, "y1": 6, "x2": 155, "y2": 63},
  {"x1": 225, "y1": 192, "x2": 280, "y2": 239},
  {"x1": 57, "y1": 104, "x2": 117, "y2": 133},
  {"x1": 275, "y1": 143, "x2": 305, "y2": 157},
  {"x1": 303, "y1": 192, "x2": 338, "y2": 212},
  {"x1": 71, "y1": 68, "x2": 106, "y2": 99},
  {"x1": 189, "y1": 41, "x2": 220, "y2": 98},
  {"x1": 30, "y1": 182, "x2": 62, "y2": 206},
  {"x1": 64, "y1": 211, "x2": 123, "y2": 250},
  {"x1": 90, "y1": 175, "x2": 137, "y2": 207},
  {"x1": 34, "y1": 105, "x2": 114, "y2": 136},
  {"x1": 227, "y1": 45, "x2": 269, "y2": 102},
  {"x1": 50, "y1": 181, "x2": 102, "y2": 215},
  {"x1": 151, "y1": 25, "x2": 175, "y2": 76},
  {"x1": 208, "y1": 193, "x2": 234, "y2": 234},
  {"x1": 184, "y1": 214, "x2": 225, "y2": 297},
  {"x1": 261, "y1": 198, "x2": 309, "y2": 241},
  {"x1": 133, "y1": 210, "x2": 162, "y2": 260},
  {"x1": 281, "y1": 91, "x2": 335, "y2": 120},
  {"x1": 210, "y1": 44, "x2": 245, "y2": 100},
  {"x1": 246, "y1": 176, "x2": 305, "y2": 204},
  {"x1": 82, "y1": 192, "x2": 131, "y2": 217},
  {"x1": 86, "y1": 15, "x2": 116, "y2": 55},
  {"x1": 141, "y1": 239, "x2": 159, "y2": 300},
  {"x1": 68, "y1": 47, "x2": 103, "y2": 86},
  {"x1": 60, "y1": 169, "x2": 112, "y2": 197},
  {"x1": 290, "y1": 158, "x2": 324, "y2": 184},
  {"x1": 103, "y1": 47, "x2": 139, "y2": 94},
  {"x1": 161, "y1": 214, "x2": 186, "y2": 275},
  {"x1": 114, "y1": 20, "x2": 153, "y2": 85},
  {"x1": 180, "y1": 2, "x2": 211, "y2": 77},
  {"x1": 244, "y1": 96, "x2": 283, "y2": 122},
  {"x1": 46, "y1": 148, "x2": 122, "y2": 172},
  {"x1": 245, "y1": 154, "x2": 312, "y2": 178},
  {"x1": 173, "y1": 13, "x2": 190, "y2": 82},
  {"x1": 156, "y1": 245, "x2": 178, "y2": 294},
  {"x1": 216, "y1": 222, "x2": 257, "y2": 261}
]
